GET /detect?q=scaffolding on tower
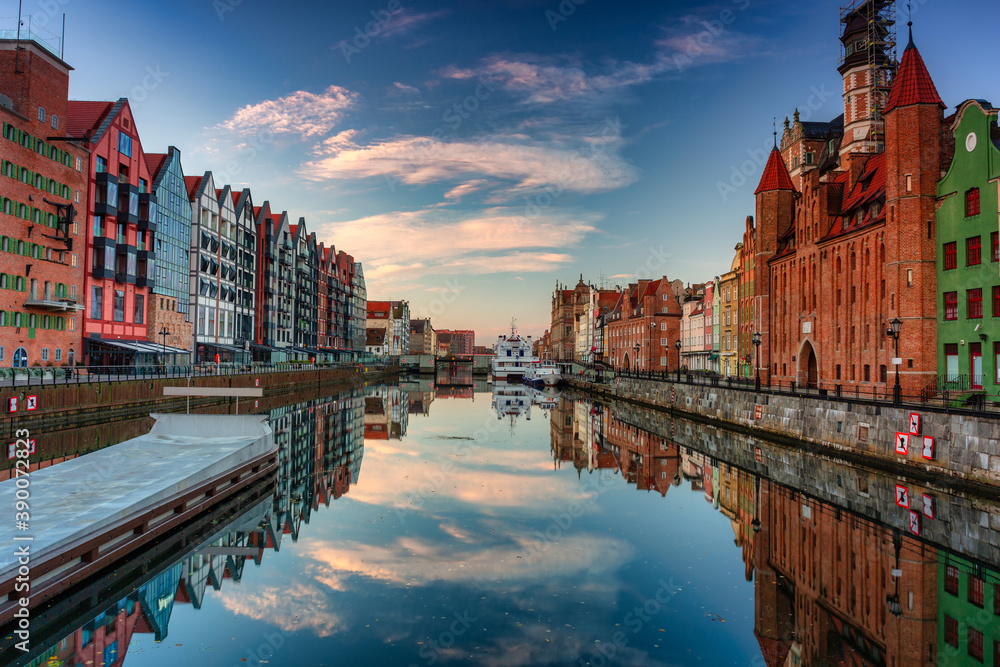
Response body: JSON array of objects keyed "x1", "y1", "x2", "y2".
[{"x1": 839, "y1": 0, "x2": 897, "y2": 152}]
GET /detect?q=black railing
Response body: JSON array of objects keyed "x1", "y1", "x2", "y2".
[
  {"x1": 584, "y1": 367, "x2": 1000, "y2": 416},
  {"x1": 0, "y1": 361, "x2": 392, "y2": 387}
]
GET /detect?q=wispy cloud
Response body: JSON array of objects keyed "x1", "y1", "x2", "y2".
[
  {"x1": 218, "y1": 85, "x2": 359, "y2": 139},
  {"x1": 314, "y1": 207, "x2": 598, "y2": 283},
  {"x1": 302, "y1": 133, "x2": 636, "y2": 195}
]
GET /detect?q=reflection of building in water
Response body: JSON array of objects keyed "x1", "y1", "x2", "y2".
[
  {"x1": 680, "y1": 447, "x2": 705, "y2": 492},
  {"x1": 364, "y1": 386, "x2": 409, "y2": 440},
  {"x1": 753, "y1": 481, "x2": 939, "y2": 667},
  {"x1": 28, "y1": 391, "x2": 367, "y2": 666},
  {"x1": 602, "y1": 412, "x2": 680, "y2": 496},
  {"x1": 403, "y1": 377, "x2": 436, "y2": 416}
]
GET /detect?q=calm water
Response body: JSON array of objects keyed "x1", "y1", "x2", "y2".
[{"x1": 7, "y1": 376, "x2": 1000, "y2": 666}]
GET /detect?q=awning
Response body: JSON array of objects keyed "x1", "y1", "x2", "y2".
[
  {"x1": 88, "y1": 337, "x2": 191, "y2": 355},
  {"x1": 708, "y1": 353, "x2": 719, "y2": 360},
  {"x1": 198, "y1": 342, "x2": 246, "y2": 354}
]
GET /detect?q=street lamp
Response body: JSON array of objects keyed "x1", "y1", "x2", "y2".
[
  {"x1": 886, "y1": 529, "x2": 903, "y2": 616},
  {"x1": 674, "y1": 339, "x2": 682, "y2": 382},
  {"x1": 886, "y1": 317, "x2": 902, "y2": 404},
  {"x1": 159, "y1": 326, "x2": 170, "y2": 371},
  {"x1": 634, "y1": 344, "x2": 640, "y2": 374},
  {"x1": 752, "y1": 331, "x2": 762, "y2": 392}
]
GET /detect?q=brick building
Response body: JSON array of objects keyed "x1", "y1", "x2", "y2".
[
  {"x1": 437, "y1": 328, "x2": 474, "y2": 355},
  {"x1": 550, "y1": 276, "x2": 590, "y2": 362},
  {"x1": 752, "y1": 15, "x2": 947, "y2": 394},
  {"x1": 604, "y1": 277, "x2": 682, "y2": 372},
  {"x1": 0, "y1": 36, "x2": 88, "y2": 369},
  {"x1": 738, "y1": 220, "x2": 755, "y2": 379},
  {"x1": 719, "y1": 253, "x2": 739, "y2": 376},
  {"x1": 68, "y1": 98, "x2": 157, "y2": 366},
  {"x1": 754, "y1": 480, "x2": 939, "y2": 666},
  {"x1": 408, "y1": 318, "x2": 436, "y2": 355}
]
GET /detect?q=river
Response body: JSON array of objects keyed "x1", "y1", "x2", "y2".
[{"x1": 4, "y1": 374, "x2": 999, "y2": 666}]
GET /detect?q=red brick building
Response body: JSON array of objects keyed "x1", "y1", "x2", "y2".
[
  {"x1": 0, "y1": 36, "x2": 89, "y2": 369},
  {"x1": 753, "y1": 20, "x2": 947, "y2": 393},
  {"x1": 753, "y1": 480, "x2": 938, "y2": 666},
  {"x1": 738, "y1": 219, "x2": 755, "y2": 379},
  {"x1": 68, "y1": 98, "x2": 156, "y2": 365},
  {"x1": 604, "y1": 277, "x2": 681, "y2": 372}
]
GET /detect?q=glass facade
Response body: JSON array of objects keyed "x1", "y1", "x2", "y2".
[{"x1": 151, "y1": 149, "x2": 191, "y2": 320}]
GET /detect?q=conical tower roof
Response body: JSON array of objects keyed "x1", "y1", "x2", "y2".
[
  {"x1": 884, "y1": 28, "x2": 944, "y2": 113},
  {"x1": 754, "y1": 147, "x2": 796, "y2": 195}
]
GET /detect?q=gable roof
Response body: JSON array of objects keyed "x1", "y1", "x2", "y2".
[
  {"x1": 755, "y1": 147, "x2": 797, "y2": 194},
  {"x1": 184, "y1": 176, "x2": 202, "y2": 200},
  {"x1": 884, "y1": 35, "x2": 944, "y2": 113},
  {"x1": 65, "y1": 100, "x2": 115, "y2": 138},
  {"x1": 146, "y1": 153, "x2": 168, "y2": 180}
]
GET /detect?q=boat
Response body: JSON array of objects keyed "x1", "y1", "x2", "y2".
[
  {"x1": 491, "y1": 319, "x2": 537, "y2": 382},
  {"x1": 522, "y1": 361, "x2": 562, "y2": 387},
  {"x1": 492, "y1": 380, "x2": 531, "y2": 428}
]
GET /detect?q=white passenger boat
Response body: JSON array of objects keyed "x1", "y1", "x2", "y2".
[
  {"x1": 523, "y1": 361, "x2": 561, "y2": 387},
  {"x1": 492, "y1": 320, "x2": 537, "y2": 382}
]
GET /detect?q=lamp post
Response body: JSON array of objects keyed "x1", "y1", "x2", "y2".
[
  {"x1": 159, "y1": 326, "x2": 170, "y2": 371},
  {"x1": 886, "y1": 529, "x2": 903, "y2": 616},
  {"x1": 675, "y1": 339, "x2": 682, "y2": 382},
  {"x1": 752, "y1": 331, "x2": 762, "y2": 392},
  {"x1": 887, "y1": 317, "x2": 902, "y2": 404},
  {"x1": 634, "y1": 344, "x2": 640, "y2": 375}
]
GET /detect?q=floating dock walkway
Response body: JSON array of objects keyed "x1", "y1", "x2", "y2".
[{"x1": 0, "y1": 413, "x2": 276, "y2": 624}]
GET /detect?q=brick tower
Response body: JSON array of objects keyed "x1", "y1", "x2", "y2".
[
  {"x1": 753, "y1": 145, "x2": 797, "y2": 386},
  {"x1": 882, "y1": 24, "x2": 946, "y2": 392},
  {"x1": 838, "y1": 0, "x2": 897, "y2": 166}
]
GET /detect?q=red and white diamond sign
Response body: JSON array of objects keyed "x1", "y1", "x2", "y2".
[
  {"x1": 894, "y1": 432, "x2": 909, "y2": 455},
  {"x1": 922, "y1": 494, "x2": 934, "y2": 520},
  {"x1": 922, "y1": 436, "x2": 934, "y2": 460},
  {"x1": 895, "y1": 484, "x2": 909, "y2": 508}
]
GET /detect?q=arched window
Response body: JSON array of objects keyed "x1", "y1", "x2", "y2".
[{"x1": 13, "y1": 346, "x2": 28, "y2": 368}]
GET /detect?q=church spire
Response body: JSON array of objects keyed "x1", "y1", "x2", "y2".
[
  {"x1": 884, "y1": 25, "x2": 944, "y2": 114},
  {"x1": 754, "y1": 146, "x2": 796, "y2": 195}
]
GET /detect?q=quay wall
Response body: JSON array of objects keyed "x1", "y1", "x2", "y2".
[
  {"x1": 599, "y1": 398, "x2": 1000, "y2": 565},
  {"x1": 571, "y1": 378, "x2": 1000, "y2": 491},
  {"x1": 0, "y1": 367, "x2": 395, "y2": 467}
]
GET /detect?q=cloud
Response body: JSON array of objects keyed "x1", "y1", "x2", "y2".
[
  {"x1": 218, "y1": 85, "x2": 359, "y2": 139},
  {"x1": 302, "y1": 133, "x2": 636, "y2": 195},
  {"x1": 313, "y1": 208, "x2": 598, "y2": 283},
  {"x1": 443, "y1": 179, "x2": 490, "y2": 201},
  {"x1": 379, "y1": 9, "x2": 449, "y2": 40},
  {"x1": 220, "y1": 582, "x2": 344, "y2": 637},
  {"x1": 391, "y1": 81, "x2": 420, "y2": 95}
]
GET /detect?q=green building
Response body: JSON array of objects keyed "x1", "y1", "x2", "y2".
[
  {"x1": 937, "y1": 552, "x2": 1000, "y2": 664},
  {"x1": 936, "y1": 100, "x2": 1000, "y2": 395}
]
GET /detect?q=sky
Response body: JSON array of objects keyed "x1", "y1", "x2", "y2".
[{"x1": 17, "y1": 0, "x2": 1000, "y2": 344}]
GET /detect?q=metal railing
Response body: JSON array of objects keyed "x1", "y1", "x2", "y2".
[
  {"x1": 0, "y1": 361, "x2": 392, "y2": 387},
  {"x1": 572, "y1": 364, "x2": 1000, "y2": 417}
]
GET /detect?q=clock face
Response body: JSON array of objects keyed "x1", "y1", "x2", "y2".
[{"x1": 966, "y1": 131, "x2": 978, "y2": 152}]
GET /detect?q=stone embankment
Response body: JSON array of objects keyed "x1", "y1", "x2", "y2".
[{"x1": 571, "y1": 377, "x2": 1000, "y2": 494}]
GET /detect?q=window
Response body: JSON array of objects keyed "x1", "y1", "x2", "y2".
[
  {"x1": 945, "y1": 565, "x2": 960, "y2": 595},
  {"x1": 969, "y1": 288, "x2": 983, "y2": 319},
  {"x1": 864, "y1": 364, "x2": 870, "y2": 382},
  {"x1": 944, "y1": 292, "x2": 958, "y2": 320},
  {"x1": 945, "y1": 343, "x2": 959, "y2": 381},
  {"x1": 51, "y1": 114, "x2": 58, "y2": 130},
  {"x1": 118, "y1": 131, "x2": 132, "y2": 157},
  {"x1": 943, "y1": 242, "x2": 957, "y2": 270},
  {"x1": 836, "y1": 364, "x2": 841, "y2": 380},
  {"x1": 37, "y1": 107, "x2": 45, "y2": 122},
  {"x1": 54, "y1": 348, "x2": 61, "y2": 361},
  {"x1": 41, "y1": 347, "x2": 49, "y2": 361},
  {"x1": 91, "y1": 286, "x2": 103, "y2": 319},
  {"x1": 96, "y1": 156, "x2": 107, "y2": 173},
  {"x1": 944, "y1": 615, "x2": 958, "y2": 647},
  {"x1": 994, "y1": 286, "x2": 1000, "y2": 317},
  {"x1": 880, "y1": 365, "x2": 887, "y2": 383},
  {"x1": 968, "y1": 236, "x2": 982, "y2": 266},
  {"x1": 905, "y1": 174, "x2": 912, "y2": 192},
  {"x1": 969, "y1": 627, "x2": 983, "y2": 662},
  {"x1": 971, "y1": 575, "x2": 985, "y2": 607},
  {"x1": 966, "y1": 187, "x2": 981, "y2": 217},
  {"x1": 113, "y1": 290, "x2": 125, "y2": 322},
  {"x1": 134, "y1": 294, "x2": 144, "y2": 324},
  {"x1": 993, "y1": 232, "x2": 1000, "y2": 262}
]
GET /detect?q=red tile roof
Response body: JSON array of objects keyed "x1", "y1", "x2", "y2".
[
  {"x1": 754, "y1": 147, "x2": 796, "y2": 194},
  {"x1": 65, "y1": 100, "x2": 114, "y2": 138},
  {"x1": 232, "y1": 191, "x2": 241, "y2": 208},
  {"x1": 884, "y1": 40, "x2": 944, "y2": 113},
  {"x1": 146, "y1": 153, "x2": 168, "y2": 180},
  {"x1": 184, "y1": 176, "x2": 202, "y2": 200}
]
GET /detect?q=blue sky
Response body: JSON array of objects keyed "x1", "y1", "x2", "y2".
[{"x1": 24, "y1": 0, "x2": 1000, "y2": 343}]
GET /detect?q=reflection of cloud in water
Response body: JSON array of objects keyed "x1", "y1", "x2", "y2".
[
  {"x1": 308, "y1": 533, "x2": 634, "y2": 586},
  {"x1": 219, "y1": 582, "x2": 344, "y2": 637},
  {"x1": 347, "y1": 440, "x2": 590, "y2": 511}
]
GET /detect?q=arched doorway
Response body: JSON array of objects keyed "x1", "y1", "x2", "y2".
[
  {"x1": 800, "y1": 340, "x2": 818, "y2": 389},
  {"x1": 623, "y1": 353, "x2": 630, "y2": 371},
  {"x1": 67, "y1": 348, "x2": 75, "y2": 367},
  {"x1": 13, "y1": 347, "x2": 28, "y2": 368}
]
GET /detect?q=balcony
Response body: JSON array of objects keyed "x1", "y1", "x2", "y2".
[
  {"x1": 117, "y1": 183, "x2": 139, "y2": 225},
  {"x1": 91, "y1": 237, "x2": 116, "y2": 280},
  {"x1": 138, "y1": 193, "x2": 157, "y2": 232},
  {"x1": 23, "y1": 295, "x2": 84, "y2": 312},
  {"x1": 115, "y1": 244, "x2": 137, "y2": 285},
  {"x1": 94, "y1": 173, "x2": 119, "y2": 217}
]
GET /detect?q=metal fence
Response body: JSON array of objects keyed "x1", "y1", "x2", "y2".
[
  {"x1": 0, "y1": 362, "x2": 390, "y2": 387},
  {"x1": 576, "y1": 365, "x2": 1000, "y2": 417}
]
